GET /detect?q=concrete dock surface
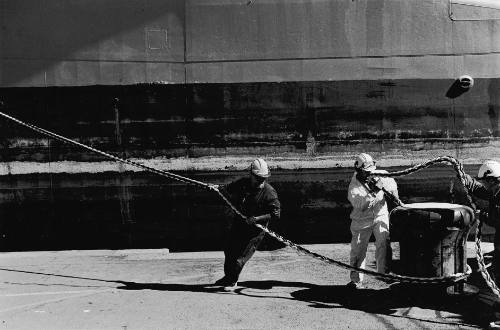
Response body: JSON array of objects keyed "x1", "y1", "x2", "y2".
[{"x1": 0, "y1": 243, "x2": 496, "y2": 330}]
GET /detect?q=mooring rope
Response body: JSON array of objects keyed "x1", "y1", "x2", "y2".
[
  {"x1": 0, "y1": 111, "x2": 209, "y2": 188},
  {"x1": 365, "y1": 156, "x2": 500, "y2": 297},
  {"x1": 0, "y1": 110, "x2": 477, "y2": 284}
]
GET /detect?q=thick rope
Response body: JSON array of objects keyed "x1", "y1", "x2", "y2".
[
  {"x1": 365, "y1": 156, "x2": 500, "y2": 297},
  {"x1": 0, "y1": 111, "x2": 209, "y2": 188},
  {"x1": 215, "y1": 186, "x2": 470, "y2": 283},
  {"x1": 365, "y1": 155, "x2": 476, "y2": 210},
  {"x1": 0, "y1": 111, "x2": 473, "y2": 284}
]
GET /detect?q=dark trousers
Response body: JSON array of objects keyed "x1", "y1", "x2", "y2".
[
  {"x1": 223, "y1": 224, "x2": 266, "y2": 282},
  {"x1": 493, "y1": 242, "x2": 500, "y2": 285}
]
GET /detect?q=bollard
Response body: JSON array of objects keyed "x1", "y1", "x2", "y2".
[{"x1": 390, "y1": 202, "x2": 474, "y2": 293}]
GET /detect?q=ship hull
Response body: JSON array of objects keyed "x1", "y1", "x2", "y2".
[{"x1": 0, "y1": 0, "x2": 499, "y2": 250}]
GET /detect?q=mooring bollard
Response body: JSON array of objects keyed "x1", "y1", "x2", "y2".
[{"x1": 390, "y1": 202, "x2": 474, "y2": 293}]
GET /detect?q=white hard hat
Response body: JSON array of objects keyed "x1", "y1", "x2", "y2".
[
  {"x1": 478, "y1": 160, "x2": 500, "y2": 179},
  {"x1": 250, "y1": 158, "x2": 270, "y2": 178},
  {"x1": 354, "y1": 153, "x2": 376, "y2": 171}
]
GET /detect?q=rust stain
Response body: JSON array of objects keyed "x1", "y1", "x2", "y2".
[{"x1": 114, "y1": 98, "x2": 134, "y2": 226}]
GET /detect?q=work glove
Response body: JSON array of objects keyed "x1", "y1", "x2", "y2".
[
  {"x1": 367, "y1": 177, "x2": 383, "y2": 192},
  {"x1": 207, "y1": 184, "x2": 219, "y2": 192},
  {"x1": 245, "y1": 216, "x2": 257, "y2": 226},
  {"x1": 374, "y1": 177, "x2": 385, "y2": 190},
  {"x1": 476, "y1": 209, "x2": 489, "y2": 223},
  {"x1": 368, "y1": 191, "x2": 384, "y2": 208}
]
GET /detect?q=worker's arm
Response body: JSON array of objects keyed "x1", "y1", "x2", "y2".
[
  {"x1": 348, "y1": 181, "x2": 383, "y2": 211},
  {"x1": 207, "y1": 184, "x2": 220, "y2": 191},
  {"x1": 461, "y1": 175, "x2": 500, "y2": 227},
  {"x1": 483, "y1": 189, "x2": 500, "y2": 228},
  {"x1": 246, "y1": 188, "x2": 281, "y2": 225},
  {"x1": 462, "y1": 174, "x2": 490, "y2": 200},
  {"x1": 382, "y1": 177, "x2": 399, "y2": 199},
  {"x1": 367, "y1": 190, "x2": 385, "y2": 208},
  {"x1": 246, "y1": 214, "x2": 272, "y2": 225}
]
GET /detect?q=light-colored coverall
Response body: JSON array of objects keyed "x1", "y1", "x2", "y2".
[{"x1": 347, "y1": 171, "x2": 398, "y2": 283}]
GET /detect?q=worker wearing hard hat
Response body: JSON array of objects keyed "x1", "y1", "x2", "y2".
[
  {"x1": 453, "y1": 160, "x2": 500, "y2": 329},
  {"x1": 211, "y1": 158, "x2": 281, "y2": 291},
  {"x1": 346, "y1": 153, "x2": 398, "y2": 289}
]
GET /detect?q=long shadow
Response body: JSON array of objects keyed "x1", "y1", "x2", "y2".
[
  {"x1": 0, "y1": 267, "x2": 488, "y2": 327},
  {"x1": 0, "y1": 267, "x2": 224, "y2": 293},
  {"x1": 118, "y1": 278, "x2": 487, "y2": 327},
  {"x1": 116, "y1": 281, "x2": 224, "y2": 293},
  {"x1": 290, "y1": 282, "x2": 489, "y2": 328},
  {"x1": 233, "y1": 279, "x2": 485, "y2": 328}
]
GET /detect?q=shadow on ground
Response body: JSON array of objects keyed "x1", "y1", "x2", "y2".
[
  {"x1": 241, "y1": 280, "x2": 489, "y2": 328},
  {"x1": 116, "y1": 279, "x2": 488, "y2": 328},
  {"x1": 0, "y1": 267, "x2": 491, "y2": 328}
]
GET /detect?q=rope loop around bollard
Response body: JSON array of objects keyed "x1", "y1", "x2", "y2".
[
  {"x1": 364, "y1": 156, "x2": 500, "y2": 297},
  {"x1": 0, "y1": 110, "x2": 484, "y2": 286}
]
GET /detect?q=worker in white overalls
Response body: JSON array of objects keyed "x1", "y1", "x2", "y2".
[{"x1": 346, "y1": 153, "x2": 398, "y2": 289}]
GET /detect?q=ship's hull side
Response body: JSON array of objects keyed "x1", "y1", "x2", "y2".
[{"x1": 0, "y1": 0, "x2": 499, "y2": 250}]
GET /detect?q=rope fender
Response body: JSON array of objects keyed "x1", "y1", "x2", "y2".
[{"x1": 0, "y1": 110, "x2": 485, "y2": 286}]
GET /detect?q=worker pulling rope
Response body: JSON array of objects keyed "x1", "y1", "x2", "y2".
[
  {"x1": 0, "y1": 111, "x2": 478, "y2": 285},
  {"x1": 364, "y1": 158, "x2": 500, "y2": 298}
]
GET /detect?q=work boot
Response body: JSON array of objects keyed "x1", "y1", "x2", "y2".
[
  {"x1": 223, "y1": 282, "x2": 238, "y2": 292},
  {"x1": 346, "y1": 281, "x2": 363, "y2": 290},
  {"x1": 489, "y1": 321, "x2": 500, "y2": 329}
]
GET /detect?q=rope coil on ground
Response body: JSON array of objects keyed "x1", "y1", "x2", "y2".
[{"x1": 0, "y1": 111, "x2": 484, "y2": 285}]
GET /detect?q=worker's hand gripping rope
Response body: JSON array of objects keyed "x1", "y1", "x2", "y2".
[
  {"x1": 207, "y1": 184, "x2": 220, "y2": 192},
  {"x1": 245, "y1": 216, "x2": 258, "y2": 226}
]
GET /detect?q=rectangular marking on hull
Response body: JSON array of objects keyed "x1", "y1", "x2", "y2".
[{"x1": 146, "y1": 29, "x2": 168, "y2": 50}]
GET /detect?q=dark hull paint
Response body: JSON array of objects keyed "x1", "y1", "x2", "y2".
[
  {"x1": 0, "y1": 79, "x2": 497, "y2": 251},
  {"x1": 0, "y1": 165, "x2": 480, "y2": 252},
  {"x1": 0, "y1": 78, "x2": 498, "y2": 163}
]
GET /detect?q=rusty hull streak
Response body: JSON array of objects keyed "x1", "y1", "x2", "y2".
[{"x1": 0, "y1": 140, "x2": 497, "y2": 175}]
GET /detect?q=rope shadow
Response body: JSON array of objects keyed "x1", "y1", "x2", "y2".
[
  {"x1": 0, "y1": 267, "x2": 237, "y2": 294},
  {"x1": 0, "y1": 267, "x2": 489, "y2": 327},
  {"x1": 289, "y1": 283, "x2": 486, "y2": 328},
  {"x1": 209, "y1": 279, "x2": 486, "y2": 327},
  {"x1": 115, "y1": 281, "x2": 225, "y2": 293}
]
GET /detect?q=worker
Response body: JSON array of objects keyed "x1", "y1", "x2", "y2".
[
  {"x1": 346, "y1": 153, "x2": 398, "y2": 289},
  {"x1": 211, "y1": 158, "x2": 281, "y2": 291},
  {"x1": 452, "y1": 160, "x2": 500, "y2": 329}
]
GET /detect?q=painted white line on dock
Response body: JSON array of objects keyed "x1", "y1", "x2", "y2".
[
  {"x1": 0, "y1": 288, "x2": 115, "y2": 297},
  {"x1": 0, "y1": 289, "x2": 114, "y2": 313}
]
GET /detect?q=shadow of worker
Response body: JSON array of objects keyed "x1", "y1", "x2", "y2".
[
  {"x1": 115, "y1": 279, "x2": 316, "y2": 297},
  {"x1": 290, "y1": 282, "x2": 488, "y2": 328},
  {"x1": 115, "y1": 281, "x2": 228, "y2": 294},
  {"x1": 114, "y1": 277, "x2": 489, "y2": 327}
]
